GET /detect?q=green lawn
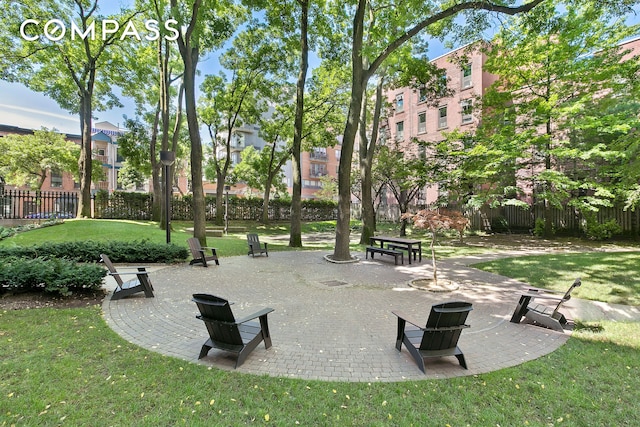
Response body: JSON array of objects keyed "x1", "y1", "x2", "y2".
[
  {"x1": 472, "y1": 251, "x2": 640, "y2": 306},
  {"x1": 1, "y1": 220, "x2": 640, "y2": 425}
]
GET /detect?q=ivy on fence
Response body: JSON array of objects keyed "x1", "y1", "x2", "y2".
[{"x1": 94, "y1": 192, "x2": 338, "y2": 222}]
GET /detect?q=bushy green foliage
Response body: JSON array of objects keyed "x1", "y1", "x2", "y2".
[
  {"x1": 0, "y1": 257, "x2": 106, "y2": 296},
  {"x1": 0, "y1": 240, "x2": 189, "y2": 263},
  {"x1": 584, "y1": 216, "x2": 623, "y2": 240}
]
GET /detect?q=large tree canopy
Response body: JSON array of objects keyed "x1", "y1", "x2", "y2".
[
  {"x1": 0, "y1": 0, "x2": 135, "y2": 217},
  {"x1": 0, "y1": 129, "x2": 79, "y2": 190},
  {"x1": 437, "y1": 1, "x2": 640, "y2": 235},
  {"x1": 328, "y1": 0, "x2": 550, "y2": 261}
]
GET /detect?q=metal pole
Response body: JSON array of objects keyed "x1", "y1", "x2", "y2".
[
  {"x1": 165, "y1": 164, "x2": 171, "y2": 243},
  {"x1": 160, "y1": 151, "x2": 176, "y2": 244},
  {"x1": 224, "y1": 186, "x2": 229, "y2": 235}
]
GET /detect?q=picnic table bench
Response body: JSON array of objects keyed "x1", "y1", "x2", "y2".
[{"x1": 365, "y1": 245, "x2": 404, "y2": 265}]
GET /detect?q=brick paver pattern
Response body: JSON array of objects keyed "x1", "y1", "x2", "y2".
[{"x1": 102, "y1": 250, "x2": 602, "y2": 382}]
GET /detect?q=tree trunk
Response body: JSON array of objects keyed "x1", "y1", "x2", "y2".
[
  {"x1": 359, "y1": 72, "x2": 385, "y2": 245},
  {"x1": 333, "y1": 0, "x2": 367, "y2": 261},
  {"x1": 184, "y1": 47, "x2": 206, "y2": 244},
  {"x1": 289, "y1": 0, "x2": 308, "y2": 248},
  {"x1": 262, "y1": 173, "x2": 274, "y2": 224},
  {"x1": 77, "y1": 92, "x2": 93, "y2": 218},
  {"x1": 150, "y1": 105, "x2": 162, "y2": 224}
]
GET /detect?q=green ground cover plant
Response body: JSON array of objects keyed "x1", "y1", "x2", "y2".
[{"x1": 472, "y1": 251, "x2": 640, "y2": 306}]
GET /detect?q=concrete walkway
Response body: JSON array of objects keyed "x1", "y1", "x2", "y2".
[{"x1": 101, "y1": 249, "x2": 638, "y2": 383}]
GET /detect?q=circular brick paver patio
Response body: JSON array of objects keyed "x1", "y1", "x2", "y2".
[{"x1": 102, "y1": 250, "x2": 571, "y2": 382}]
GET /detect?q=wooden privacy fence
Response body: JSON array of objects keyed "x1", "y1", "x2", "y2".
[
  {"x1": 466, "y1": 205, "x2": 640, "y2": 234},
  {"x1": 361, "y1": 203, "x2": 640, "y2": 235}
]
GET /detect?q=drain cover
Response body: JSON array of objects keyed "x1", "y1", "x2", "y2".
[{"x1": 321, "y1": 280, "x2": 348, "y2": 287}]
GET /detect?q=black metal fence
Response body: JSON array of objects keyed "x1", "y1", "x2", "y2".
[
  {"x1": 1, "y1": 190, "x2": 78, "y2": 220},
  {"x1": 6, "y1": 189, "x2": 637, "y2": 236}
]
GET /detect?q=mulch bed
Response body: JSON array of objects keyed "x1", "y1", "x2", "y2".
[{"x1": 0, "y1": 290, "x2": 106, "y2": 310}]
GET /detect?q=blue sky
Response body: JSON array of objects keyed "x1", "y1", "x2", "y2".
[
  {"x1": 0, "y1": 2, "x2": 454, "y2": 135},
  {"x1": 4, "y1": 2, "x2": 636, "y2": 135}
]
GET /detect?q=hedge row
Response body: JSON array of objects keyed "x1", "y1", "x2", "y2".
[
  {"x1": 0, "y1": 241, "x2": 189, "y2": 297},
  {"x1": 0, "y1": 240, "x2": 189, "y2": 263},
  {"x1": 0, "y1": 257, "x2": 106, "y2": 296}
]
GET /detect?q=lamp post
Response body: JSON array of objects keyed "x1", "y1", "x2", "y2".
[
  {"x1": 160, "y1": 151, "x2": 175, "y2": 244},
  {"x1": 224, "y1": 185, "x2": 230, "y2": 235}
]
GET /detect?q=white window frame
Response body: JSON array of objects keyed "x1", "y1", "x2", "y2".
[
  {"x1": 418, "y1": 87, "x2": 427, "y2": 103},
  {"x1": 395, "y1": 93, "x2": 404, "y2": 113},
  {"x1": 396, "y1": 121, "x2": 404, "y2": 140},
  {"x1": 418, "y1": 112, "x2": 427, "y2": 134},
  {"x1": 461, "y1": 63, "x2": 472, "y2": 89},
  {"x1": 461, "y1": 99, "x2": 473, "y2": 124},
  {"x1": 438, "y1": 106, "x2": 447, "y2": 129}
]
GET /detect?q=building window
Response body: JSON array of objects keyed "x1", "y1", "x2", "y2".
[
  {"x1": 50, "y1": 169, "x2": 63, "y2": 188},
  {"x1": 310, "y1": 163, "x2": 327, "y2": 177},
  {"x1": 395, "y1": 93, "x2": 404, "y2": 113},
  {"x1": 310, "y1": 147, "x2": 327, "y2": 160},
  {"x1": 231, "y1": 151, "x2": 242, "y2": 165},
  {"x1": 438, "y1": 106, "x2": 447, "y2": 129},
  {"x1": 378, "y1": 128, "x2": 388, "y2": 145},
  {"x1": 335, "y1": 149, "x2": 341, "y2": 160},
  {"x1": 418, "y1": 112, "x2": 427, "y2": 134},
  {"x1": 418, "y1": 87, "x2": 427, "y2": 103},
  {"x1": 231, "y1": 132, "x2": 245, "y2": 148},
  {"x1": 461, "y1": 99, "x2": 473, "y2": 124},
  {"x1": 396, "y1": 121, "x2": 404, "y2": 140},
  {"x1": 461, "y1": 63, "x2": 472, "y2": 89},
  {"x1": 418, "y1": 145, "x2": 426, "y2": 160}
]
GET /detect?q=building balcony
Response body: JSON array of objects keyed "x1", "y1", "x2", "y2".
[
  {"x1": 309, "y1": 170, "x2": 328, "y2": 178},
  {"x1": 96, "y1": 181, "x2": 109, "y2": 190},
  {"x1": 309, "y1": 151, "x2": 328, "y2": 161}
]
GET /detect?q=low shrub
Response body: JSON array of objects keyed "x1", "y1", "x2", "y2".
[
  {"x1": 584, "y1": 218, "x2": 622, "y2": 240},
  {"x1": 0, "y1": 220, "x2": 63, "y2": 241},
  {"x1": 0, "y1": 240, "x2": 189, "y2": 263},
  {"x1": 0, "y1": 257, "x2": 106, "y2": 296}
]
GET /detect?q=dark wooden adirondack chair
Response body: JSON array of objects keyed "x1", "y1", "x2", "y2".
[
  {"x1": 511, "y1": 278, "x2": 581, "y2": 332},
  {"x1": 188, "y1": 237, "x2": 219, "y2": 267},
  {"x1": 100, "y1": 254, "x2": 154, "y2": 300},
  {"x1": 192, "y1": 293, "x2": 274, "y2": 368},
  {"x1": 246, "y1": 233, "x2": 268, "y2": 257},
  {"x1": 393, "y1": 301, "x2": 473, "y2": 373}
]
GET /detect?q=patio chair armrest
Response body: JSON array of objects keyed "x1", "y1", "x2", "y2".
[
  {"x1": 235, "y1": 307, "x2": 275, "y2": 325},
  {"x1": 110, "y1": 266, "x2": 148, "y2": 271},
  {"x1": 519, "y1": 291, "x2": 567, "y2": 302},
  {"x1": 392, "y1": 311, "x2": 424, "y2": 330},
  {"x1": 424, "y1": 324, "x2": 470, "y2": 332},
  {"x1": 109, "y1": 270, "x2": 148, "y2": 277}
]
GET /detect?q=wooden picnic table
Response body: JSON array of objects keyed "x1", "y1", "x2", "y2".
[{"x1": 369, "y1": 236, "x2": 422, "y2": 264}]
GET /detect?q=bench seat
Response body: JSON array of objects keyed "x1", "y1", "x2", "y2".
[
  {"x1": 365, "y1": 246, "x2": 404, "y2": 265},
  {"x1": 388, "y1": 244, "x2": 420, "y2": 261}
]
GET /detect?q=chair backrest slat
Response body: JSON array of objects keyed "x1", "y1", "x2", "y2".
[
  {"x1": 193, "y1": 294, "x2": 243, "y2": 345},
  {"x1": 100, "y1": 254, "x2": 123, "y2": 287},
  {"x1": 421, "y1": 301, "x2": 472, "y2": 351},
  {"x1": 188, "y1": 238, "x2": 201, "y2": 258}
]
